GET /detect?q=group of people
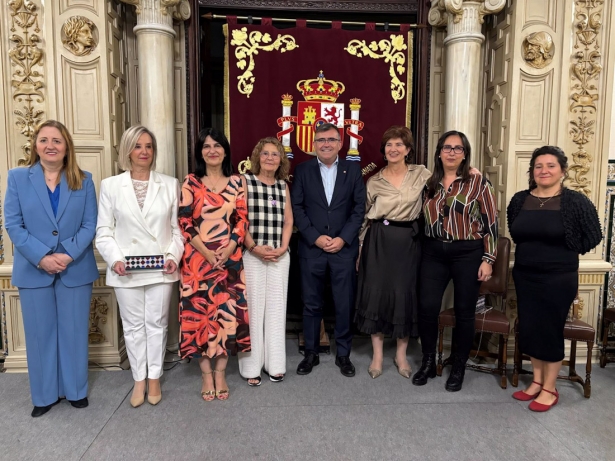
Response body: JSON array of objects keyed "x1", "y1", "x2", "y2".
[{"x1": 4, "y1": 119, "x2": 601, "y2": 418}]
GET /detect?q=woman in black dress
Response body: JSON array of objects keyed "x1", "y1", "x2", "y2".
[{"x1": 507, "y1": 146, "x2": 601, "y2": 412}]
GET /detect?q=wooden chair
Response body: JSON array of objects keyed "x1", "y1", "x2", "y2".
[
  {"x1": 437, "y1": 237, "x2": 511, "y2": 389},
  {"x1": 512, "y1": 295, "x2": 594, "y2": 398},
  {"x1": 599, "y1": 308, "x2": 615, "y2": 368}
]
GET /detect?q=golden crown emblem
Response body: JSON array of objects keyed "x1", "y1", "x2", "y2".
[{"x1": 296, "y1": 71, "x2": 345, "y2": 103}]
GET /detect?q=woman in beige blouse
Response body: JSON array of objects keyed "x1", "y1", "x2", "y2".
[{"x1": 355, "y1": 126, "x2": 431, "y2": 379}]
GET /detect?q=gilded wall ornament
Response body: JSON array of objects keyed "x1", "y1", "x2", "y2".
[
  {"x1": 61, "y1": 16, "x2": 97, "y2": 57},
  {"x1": 522, "y1": 31, "x2": 554, "y2": 69},
  {"x1": 8, "y1": 0, "x2": 45, "y2": 166},
  {"x1": 89, "y1": 297, "x2": 109, "y2": 344},
  {"x1": 568, "y1": 0, "x2": 604, "y2": 197},
  {"x1": 230, "y1": 27, "x2": 299, "y2": 98},
  {"x1": 345, "y1": 34, "x2": 408, "y2": 104}
]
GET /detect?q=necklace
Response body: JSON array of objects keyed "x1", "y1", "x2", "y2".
[
  {"x1": 532, "y1": 189, "x2": 562, "y2": 208},
  {"x1": 206, "y1": 175, "x2": 224, "y2": 192}
]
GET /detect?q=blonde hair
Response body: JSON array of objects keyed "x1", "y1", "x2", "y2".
[
  {"x1": 249, "y1": 137, "x2": 290, "y2": 180},
  {"x1": 29, "y1": 120, "x2": 86, "y2": 191},
  {"x1": 117, "y1": 125, "x2": 158, "y2": 171}
]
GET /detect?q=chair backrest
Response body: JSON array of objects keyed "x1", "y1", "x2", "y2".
[{"x1": 479, "y1": 236, "x2": 511, "y2": 298}]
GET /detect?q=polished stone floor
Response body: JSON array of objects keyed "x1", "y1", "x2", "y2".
[{"x1": 1, "y1": 338, "x2": 614, "y2": 461}]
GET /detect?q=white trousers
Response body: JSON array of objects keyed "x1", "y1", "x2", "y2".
[
  {"x1": 239, "y1": 250, "x2": 289, "y2": 378},
  {"x1": 115, "y1": 283, "x2": 173, "y2": 381}
]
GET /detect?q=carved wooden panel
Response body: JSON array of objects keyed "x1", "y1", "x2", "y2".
[
  {"x1": 514, "y1": 151, "x2": 532, "y2": 193},
  {"x1": 7, "y1": 294, "x2": 26, "y2": 354},
  {"x1": 522, "y1": 0, "x2": 556, "y2": 31},
  {"x1": 517, "y1": 70, "x2": 553, "y2": 143},
  {"x1": 61, "y1": 57, "x2": 103, "y2": 138},
  {"x1": 76, "y1": 147, "x2": 104, "y2": 194},
  {"x1": 60, "y1": 0, "x2": 99, "y2": 16},
  {"x1": 427, "y1": 29, "x2": 446, "y2": 167}
]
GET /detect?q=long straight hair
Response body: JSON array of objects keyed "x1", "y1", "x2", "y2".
[
  {"x1": 194, "y1": 128, "x2": 233, "y2": 178},
  {"x1": 426, "y1": 130, "x2": 472, "y2": 198},
  {"x1": 29, "y1": 120, "x2": 86, "y2": 190}
]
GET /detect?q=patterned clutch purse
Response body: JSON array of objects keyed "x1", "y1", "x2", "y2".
[{"x1": 125, "y1": 255, "x2": 165, "y2": 271}]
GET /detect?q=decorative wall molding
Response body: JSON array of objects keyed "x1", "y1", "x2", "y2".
[
  {"x1": 121, "y1": 0, "x2": 191, "y2": 22},
  {"x1": 198, "y1": 0, "x2": 418, "y2": 12},
  {"x1": 8, "y1": 0, "x2": 45, "y2": 165},
  {"x1": 61, "y1": 15, "x2": 98, "y2": 56},
  {"x1": 568, "y1": 0, "x2": 604, "y2": 197},
  {"x1": 88, "y1": 297, "x2": 108, "y2": 344},
  {"x1": 429, "y1": 0, "x2": 507, "y2": 28}
]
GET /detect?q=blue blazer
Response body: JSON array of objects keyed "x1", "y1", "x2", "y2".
[
  {"x1": 291, "y1": 158, "x2": 366, "y2": 259},
  {"x1": 4, "y1": 163, "x2": 99, "y2": 288}
]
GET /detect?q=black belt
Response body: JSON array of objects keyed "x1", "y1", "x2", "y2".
[{"x1": 374, "y1": 218, "x2": 418, "y2": 228}]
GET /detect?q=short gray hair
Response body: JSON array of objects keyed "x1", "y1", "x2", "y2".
[{"x1": 118, "y1": 125, "x2": 158, "y2": 171}]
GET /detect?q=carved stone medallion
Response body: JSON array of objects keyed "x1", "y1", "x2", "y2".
[
  {"x1": 522, "y1": 31, "x2": 554, "y2": 69},
  {"x1": 61, "y1": 16, "x2": 98, "y2": 57}
]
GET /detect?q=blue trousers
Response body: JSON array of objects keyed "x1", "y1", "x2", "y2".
[{"x1": 19, "y1": 277, "x2": 92, "y2": 406}]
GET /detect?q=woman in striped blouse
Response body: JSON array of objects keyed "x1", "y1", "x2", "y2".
[
  {"x1": 412, "y1": 130, "x2": 498, "y2": 392},
  {"x1": 239, "y1": 137, "x2": 293, "y2": 386}
]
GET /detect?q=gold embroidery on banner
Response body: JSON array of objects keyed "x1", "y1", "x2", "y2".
[
  {"x1": 8, "y1": 0, "x2": 45, "y2": 165},
  {"x1": 345, "y1": 34, "x2": 407, "y2": 104},
  {"x1": 89, "y1": 297, "x2": 108, "y2": 344},
  {"x1": 568, "y1": 0, "x2": 604, "y2": 197},
  {"x1": 238, "y1": 157, "x2": 252, "y2": 174},
  {"x1": 230, "y1": 27, "x2": 299, "y2": 98}
]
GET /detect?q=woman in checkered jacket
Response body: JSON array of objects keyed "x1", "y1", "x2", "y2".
[{"x1": 239, "y1": 137, "x2": 293, "y2": 386}]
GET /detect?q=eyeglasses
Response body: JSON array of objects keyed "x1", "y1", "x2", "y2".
[
  {"x1": 441, "y1": 145, "x2": 465, "y2": 155},
  {"x1": 314, "y1": 137, "x2": 340, "y2": 144},
  {"x1": 260, "y1": 151, "x2": 280, "y2": 158}
]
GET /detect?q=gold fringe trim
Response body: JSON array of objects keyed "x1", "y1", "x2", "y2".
[
  {"x1": 223, "y1": 24, "x2": 231, "y2": 142},
  {"x1": 405, "y1": 30, "x2": 414, "y2": 129}
]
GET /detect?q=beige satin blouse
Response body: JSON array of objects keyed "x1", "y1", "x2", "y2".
[{"x1": 359, "y1": 164, "x2": 432, "y2": 241}]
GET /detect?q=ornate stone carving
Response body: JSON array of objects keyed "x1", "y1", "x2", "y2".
[
  {"x1": 121, "y1": 0, "x2": 191, "y2": 20},
  {"x1": 230, "y1": 27, "x2": 298, "y2": 98},
  {"x1": 568, "y1": 0, "x2": 604, "y2": 197},
  {"x1": 428, "y1": 0, "x2": 506, "y2": 27},
  {"x1": 345, "y1": 34, "x2": 408, "y2": 104},
  {"x1": 61, "y1": 16, "x2": 98, "y2": 56},
  {"x1": 8, "y1": 0, "x2": 45, "y2": 165},
  {"x1": 522, "y1": 31, "x2": 554, "y2": 69},
  {"x1": 89, "y1": 297, "x2": 109, "y2": 344}
]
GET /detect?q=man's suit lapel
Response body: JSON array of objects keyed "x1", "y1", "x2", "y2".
[
  {"x1": 29, "y1": 163, "x2": 56, "y2": 223},
  {"x1": 312, "y1": 159, "x2": 328, "y2": 206},
  {"x1": 329, "y1": 159, "x2": 347, "y2": 207}
]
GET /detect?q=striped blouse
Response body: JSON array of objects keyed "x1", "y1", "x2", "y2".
[{"x1": 423, "y1": 174, "x2": 498, "y2": 263}]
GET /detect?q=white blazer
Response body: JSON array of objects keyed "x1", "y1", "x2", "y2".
[{"x1": 96, "y1": 171, "x2": 183, "y2": 288}]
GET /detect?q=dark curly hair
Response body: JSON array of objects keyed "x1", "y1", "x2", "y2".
[{"x1": 528, "y1": 145, "x2": 568, "y2": 190}]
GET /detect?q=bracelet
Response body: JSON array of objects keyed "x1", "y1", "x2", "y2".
[{"x1": 247, "y1": 243, "x2": 256, "y2": 253}]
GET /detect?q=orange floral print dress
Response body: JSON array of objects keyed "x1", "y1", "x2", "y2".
[{"x1": 178, "y1": 174, "x2": 251, "y2": 359}]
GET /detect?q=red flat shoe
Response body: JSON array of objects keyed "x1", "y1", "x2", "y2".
[
  {"x1": 528, "y1": 388, "x2": 559, "y2": 412},
  {"x1": 512, "y1": 380, "x2": 542, "y2": 401}
]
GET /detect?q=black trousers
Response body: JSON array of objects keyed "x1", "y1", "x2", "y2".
[
  {"x1": 418, "y1": 238, "x2": 484, "y2": 358},
  {"x1": 300, "y1": 253, "x2": 356, "y2": 357}
]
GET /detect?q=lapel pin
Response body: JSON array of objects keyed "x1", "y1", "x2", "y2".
[{"x1": 343, "y1": 170, "x2": 346, "y2": 174}]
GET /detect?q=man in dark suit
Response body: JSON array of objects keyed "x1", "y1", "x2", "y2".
[{"x1": 292, "y1": 123, "x2": 366, "y2": 377}]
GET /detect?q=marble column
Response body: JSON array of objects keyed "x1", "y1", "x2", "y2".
[
  {"x1": 429, "y1": 0, "x2": 506, "y2": 150},
  {"x1": 121, "y1": 0, "x2": 191, "y2": 176}
]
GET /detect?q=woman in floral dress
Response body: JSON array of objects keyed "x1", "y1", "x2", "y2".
[{"x1": 179, "y1": 128, "x2": 250, "y2": 401}]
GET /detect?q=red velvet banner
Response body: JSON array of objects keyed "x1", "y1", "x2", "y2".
[{"x1": 224, "y1": 22, "x2": 414, "y2": 178}]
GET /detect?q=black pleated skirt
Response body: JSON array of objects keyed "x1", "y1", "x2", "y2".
[
  {"x1": 354, "y1": 220, "x2": 420, "y2": 339},
  {"x1": 513, "y1": 263, "x2": 577, "y2": 362}
]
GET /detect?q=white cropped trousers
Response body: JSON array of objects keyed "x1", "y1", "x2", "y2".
[
  {"x1": 239, "y1": 250, "x2": 289, "y2": 378},
  {"x1": 115, "y1": 283, "x2": 173, "y2": 381}
]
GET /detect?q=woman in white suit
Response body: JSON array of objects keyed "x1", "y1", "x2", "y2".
[{"x1": 96, "y1": 126, "x2": 183, "y2": 407}]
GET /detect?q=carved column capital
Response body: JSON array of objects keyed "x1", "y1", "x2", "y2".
[
  {"x1": 120, "y1": 0, "x2": 191, "y2": 26},
  {"x1": 429, "y1": 0, "x2": 506, "y2": 28}
]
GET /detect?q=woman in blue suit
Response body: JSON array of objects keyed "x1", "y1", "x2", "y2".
[{"x1": 4, "y1": 120, "x2": 99, "y2": 417}]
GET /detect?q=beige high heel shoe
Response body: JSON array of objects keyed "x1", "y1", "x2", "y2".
[
  {"x1": 130, "y1": 381, "x2": 146, "y2": 408},
  {"x1": 147, "y1": 378, "x2": 162, "y2": 405},
  {"x1": 394, "y1": 358, "x2": 412, "y2": 379},
  {"x1": 201, "y1": 371, "x2": 215, "y2": 402}
]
